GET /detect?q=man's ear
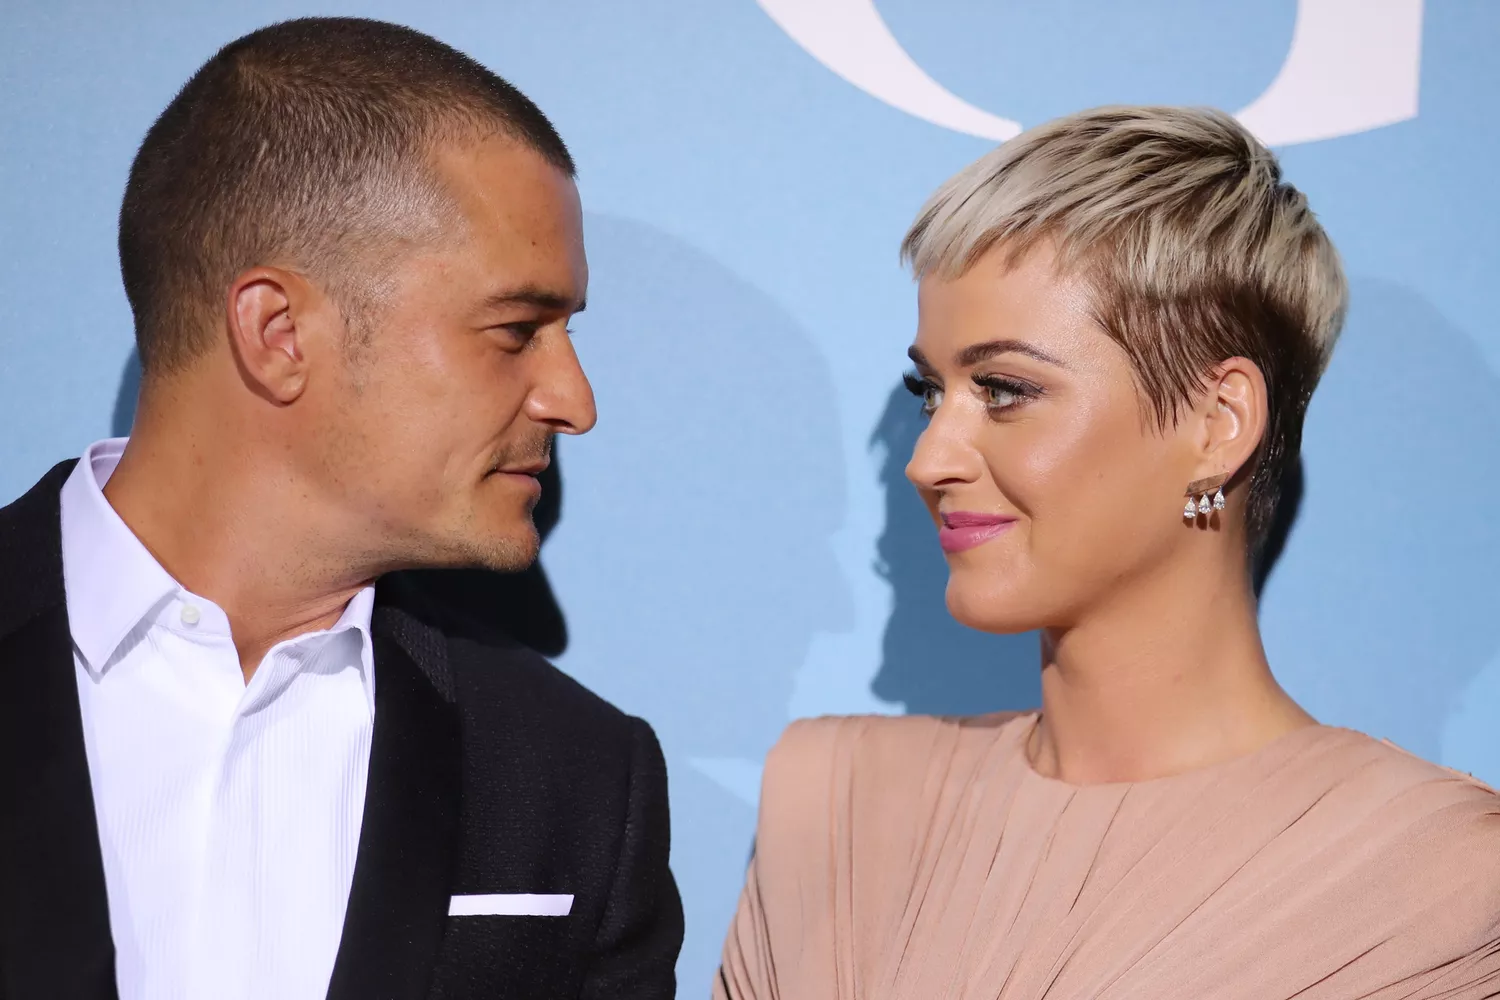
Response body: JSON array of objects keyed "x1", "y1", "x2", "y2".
[
  {"x1": 1192, "y1": 356, "x2": 1268, "y2": 490},
  {"x1": 226, "y1": 266, "x2": 312, "y2": 404}
]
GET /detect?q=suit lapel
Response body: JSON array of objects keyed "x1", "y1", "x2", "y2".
[
  {"x1": 0, "y1": 462, "x2": 118, "y2": 1000},
  {"x1": 0, "y1": 466, "x2": 466, "y2": 1000},
  {"x1": 326, "y1": 595, "x2": 463, "y2": 1000}
]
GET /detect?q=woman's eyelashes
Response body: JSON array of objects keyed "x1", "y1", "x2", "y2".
[
  {"x1": 971, "y1": 374, "x2": 1040, "y2": 414},
  {"x1": 903, "y1": 370, "x2": 1040, "y2": 418},
  {"x1": 903, "y1": 371, "x2": 943, "y2": 416}
]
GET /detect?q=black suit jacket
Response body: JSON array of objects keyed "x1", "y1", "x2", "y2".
[{"x1": 0, "y1": 462, "x2": 684, "y2": 999}]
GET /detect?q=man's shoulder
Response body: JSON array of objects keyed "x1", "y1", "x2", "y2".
[
  {"x1": 452, "y1": 622, "x2": 634, "y2": 736},
  {"x1": 381, "y1": 571, "x2": 641, "y2": 748},
  {"x1": 0, "y1": 460, "x2": 75, "y2": 519},
  {"x1": 0, "y1": 460, "x2": 76, "y2": 637}
]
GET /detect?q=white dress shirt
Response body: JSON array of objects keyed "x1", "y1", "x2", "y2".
[{"x1": 60, "y1": 438, "x2": 376, "y2": 1000}]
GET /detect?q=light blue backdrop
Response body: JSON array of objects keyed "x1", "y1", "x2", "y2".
[{"x1": 4, "y1": 2, "x2": 1497, "y2": 992}]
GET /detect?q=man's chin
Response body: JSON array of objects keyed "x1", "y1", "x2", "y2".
[
  {"x1": 467, "y1": 525, "x2": 541, "y2": 573},
  {"x1": 391, "y1": 509, "x2": 540, "y2": 574}
]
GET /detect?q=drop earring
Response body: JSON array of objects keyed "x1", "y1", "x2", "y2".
[{"x1": 1183, "y1": 474, "x2": 1229, "y2": 520}]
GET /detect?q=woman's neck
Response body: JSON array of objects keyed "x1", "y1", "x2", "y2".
[{"x1": 1027, "y1": 548, "x2": 1316, "y2": 785}]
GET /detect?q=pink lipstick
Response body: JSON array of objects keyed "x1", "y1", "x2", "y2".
[{"x1": 939, "y1": 511, "x2": 1017, "y2": 553}]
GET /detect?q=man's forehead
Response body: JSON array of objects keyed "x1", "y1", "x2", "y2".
[
  {"x1": 433, "y1": 139, "x2": 581, "y2": 249},
  {"x1": 431, "y1": 136, "x2": 578, "y2": 223}
]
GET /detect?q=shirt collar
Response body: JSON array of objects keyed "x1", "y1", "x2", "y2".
[
  {"x1": 60, "y1": 438, "x2": 380, "y2": 710},
  {"x1": 60, "y1": 438, "x2": 179, "y2": 673},
  {"x1": 333, "y1": 583, "x2": 378, "y2": 719}
]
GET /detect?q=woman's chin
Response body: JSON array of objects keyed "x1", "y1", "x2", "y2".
[{"x1": 945, "y1": 583, "x2": 1041, "y2": 635}]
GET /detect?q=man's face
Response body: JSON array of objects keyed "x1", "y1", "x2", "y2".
[{"x1": 309, "y1": 136, "x2": 594, "y2": 572}]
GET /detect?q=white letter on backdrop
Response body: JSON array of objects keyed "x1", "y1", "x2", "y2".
[{"x1": 758, "y1": 0, "x2": 1424, "y2": 148}]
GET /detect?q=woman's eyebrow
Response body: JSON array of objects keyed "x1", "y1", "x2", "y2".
[{"x1": 954, "y1": 339, "x2": 1067, "y2": 368}]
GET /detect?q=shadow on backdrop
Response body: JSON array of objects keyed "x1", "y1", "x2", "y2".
[
  {"x1": 868, "y1": 381, "x2": 1041, "y2": 715},
  {"x1": 1254, "y1": 457, "x2": 1304, "y2": 596},
  {"x1": 550, "y1": 212, "x2": 851, "y2": 763},
  {"x1": 544, "y1": 213, "x2": 851, "y2": 989},
  {"x1": 111, "y1": 348, "x2": 569, "y2": 656},
  {"x1": 1260, "y1": 278, "x2": 1500, "y2": 760},
  {"x1": 111, "y1": 350, "x2": 143, "y2": 439},
  {"x1": 868, "y1": 376, "x2": 1307, "y2": 718}
]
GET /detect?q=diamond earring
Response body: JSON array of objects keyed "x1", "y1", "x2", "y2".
[{"x1": 1183, "y1": 475, "x2": 1229, "y2": 520}]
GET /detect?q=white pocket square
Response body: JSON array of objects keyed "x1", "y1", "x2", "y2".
[{"x1": 448, "y1": 893, "x2": 574, "y2": 917}]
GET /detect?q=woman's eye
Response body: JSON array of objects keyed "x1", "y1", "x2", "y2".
[
  {"x1": 985, "y1": 384, "x2": 1019, "y2": 409},
  {"x1": 903, "y1": 372, "x2": 944, "y2": 416},
  {"x1": 973, "y1": 375, "x2": 1035, "y2": 413}
]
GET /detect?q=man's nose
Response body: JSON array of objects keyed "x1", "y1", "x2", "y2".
[{"x1": 524, "y1": 329, "x2": 597, "y2": 435}]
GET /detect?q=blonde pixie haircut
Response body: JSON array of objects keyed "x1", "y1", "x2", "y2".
[{"x1": 902, "y1": 106, "x2": 1347, "y2": 552}]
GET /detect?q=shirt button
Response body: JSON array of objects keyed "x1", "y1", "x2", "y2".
[{"x1": 180, "y1": 604, "x2": 201, "y2": 626}]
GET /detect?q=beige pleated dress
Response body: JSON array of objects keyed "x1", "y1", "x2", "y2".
[{"x1": 714, "y1": 712, "x2": 1500, "y2": 1000}]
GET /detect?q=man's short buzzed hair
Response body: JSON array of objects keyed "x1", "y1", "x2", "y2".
[{"x1": 119, "y1": 16, "x2": 575, "y2": 375}]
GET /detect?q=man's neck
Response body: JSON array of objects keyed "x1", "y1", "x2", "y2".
[
  {"x1": 1028, "y1": 546, "x2": 1315, "y2": 785},
  {"x1": 102, "y1": 422, "x2": 375, "y2": 680}
]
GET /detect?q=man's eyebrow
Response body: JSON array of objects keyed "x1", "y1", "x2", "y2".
[
  {"x1": 954, "y1": 339, "x2": 1065, "y2": 368},
  {"x1": 481, "y1": 287, "x2": 587, "y2": 313}
]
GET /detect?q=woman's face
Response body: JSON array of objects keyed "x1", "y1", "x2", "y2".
[{"x1": 906, "y1": 244, "x2": 1201, "y2": 633}]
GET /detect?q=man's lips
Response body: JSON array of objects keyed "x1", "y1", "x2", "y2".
[
  {"x1": 486, "y1": 458, "x2": 548, "y2": 498},
  {"x1": 488, "y1": 447, "x2": 551, "y2": 477},
  {"x1": 938, "y1": 511, "x2": 1017, "y2": 554},
  {"x1": 492, "y1": 460, "x2": 549, "y2": 477}
]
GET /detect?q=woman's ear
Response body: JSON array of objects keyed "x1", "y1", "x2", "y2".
[{"x1": 1194, "y1": 356, "x2": 1268, "y2": 487}]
